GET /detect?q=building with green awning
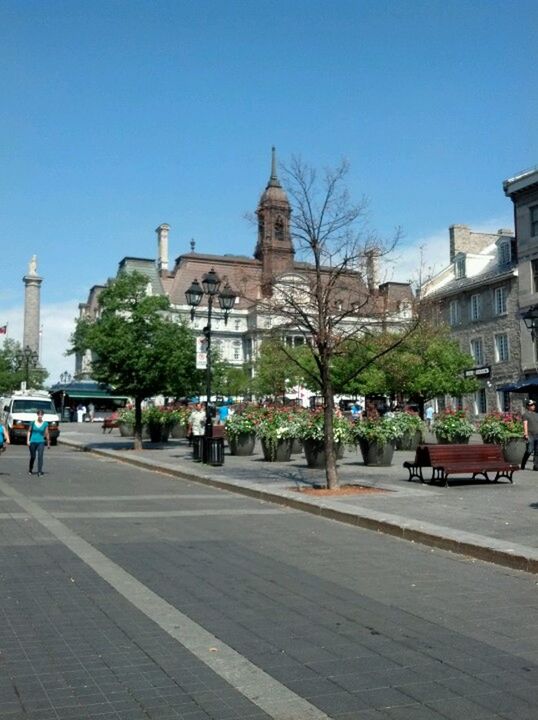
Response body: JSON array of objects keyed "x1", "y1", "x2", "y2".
[{"x1": 49, "y1": 380, "x2": 129, "y2": 420}]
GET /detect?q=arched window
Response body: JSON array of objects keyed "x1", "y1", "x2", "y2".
[{"x1": 275, "y1": 217, "x2": 284, "y2": 242}]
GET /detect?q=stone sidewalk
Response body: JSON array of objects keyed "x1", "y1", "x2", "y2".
[{"x1": 60, "y1": 424, "x2": 538, "y2": 574}]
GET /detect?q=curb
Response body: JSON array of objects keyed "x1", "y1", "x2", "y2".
[{"x1": 60, "y1": 438, "x2": 538, "y2": 575}]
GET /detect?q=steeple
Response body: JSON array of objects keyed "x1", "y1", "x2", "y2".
[
  {"x1": 254, "y1": 147, "x2": 294, "y2": 296},
  {"x1": 268, "y1": 146, "x2": 280, "y2": 187}
]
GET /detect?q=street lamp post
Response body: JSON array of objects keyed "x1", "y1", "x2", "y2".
[
  {"x1": 59, "y1": 371, "x2": 73, "y2": 418},
  {"x1": 522, "y1": 305, "x2": 538, "y2": 341},
  {"x1": 16, "y1": 346, "x2": 39, "y2": 387},
  {"x1": 185, "y1": 269, "x2": 236, "y2": 464}
]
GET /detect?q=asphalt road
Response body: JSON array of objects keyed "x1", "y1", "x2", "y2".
[{"x1": 0, "y1": 445, "x2": 537, "y2": 720}]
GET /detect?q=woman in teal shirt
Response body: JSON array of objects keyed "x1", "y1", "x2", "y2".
[{"x1": 26, "y1": 409, "x2": 50, "y2": 476}]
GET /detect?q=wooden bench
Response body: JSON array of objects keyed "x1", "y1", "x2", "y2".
[
  {"x1": 102, "y1": 416, "x2": 119, "y2": 433},
  {"x1": 403, "y1": 444, "x2": 518, "y2": 487}
]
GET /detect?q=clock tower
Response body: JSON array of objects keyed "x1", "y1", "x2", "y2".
[{"x1": 254, "y1": 147, "x2": 294, "y2": 296}]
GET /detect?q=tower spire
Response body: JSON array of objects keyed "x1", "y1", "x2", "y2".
[{"x1": 268, "y1": 146, "x2": 281, "y2": 188}]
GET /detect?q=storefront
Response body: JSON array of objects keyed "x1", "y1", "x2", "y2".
[{"x1": 49, "y1": 380, "x2": 129, "y2": 421}]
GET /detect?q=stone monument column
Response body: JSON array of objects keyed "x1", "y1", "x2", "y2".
[{"x1": 23, "y1": 255, "x2": 43, "y2": 358}]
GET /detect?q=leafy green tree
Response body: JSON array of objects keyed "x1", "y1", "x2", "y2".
[
  {"x1": 251, "y1": 338, "x2": 304, "y2": 400},
  {"x1": 379, "y1": 325, "x2": 479, "y2": 415},
  {"x1": 330, "y1": 325, "x2": 479, "y2": 416},
  {"x1": 69, "y1": 271, "x2": 197, "y2": 448},
  {"x1": 213, "y1": 361, "x2": 251, "y2": 399},
  {"x1": 0, "y1": 339, "x2": 48, "y2": 394}
]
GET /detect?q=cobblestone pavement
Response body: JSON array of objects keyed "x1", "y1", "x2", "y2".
[
  {"x1": 61, "y1": 425, "x2": 538, "y2": 569},
  {"x1": 0, "y1": 441, "x2": 538, "y2": 719}
]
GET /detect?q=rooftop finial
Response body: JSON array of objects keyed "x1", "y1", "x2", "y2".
[
  {"x1": 268, "y1": 146, "x2": 281, "y2": 188},
  {"x1": 190, "y1": 238, "x2": 195, "y2": 252}
]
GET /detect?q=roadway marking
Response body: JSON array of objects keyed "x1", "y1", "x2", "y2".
[
  {"x1": 52, "y1": 509, "x2": 290, "y2": 518},
  {"x1": 27, "y1": 494, "x2": 235, "y2": 501},
  {"x1": 0, "y1": 478, "x2": 333, "y2": 720}
]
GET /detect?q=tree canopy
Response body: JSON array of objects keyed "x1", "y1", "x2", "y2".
[
  {"x1": 70, "y1": 271, "x2": 197, "y2": 447},
  {"x1": 0, "y1": 339, "x2": 48, "y2": 394}
]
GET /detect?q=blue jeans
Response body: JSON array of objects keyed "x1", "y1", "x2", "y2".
[{"x1": 29, "y1": 442, "x2": 45, "y2": 473}]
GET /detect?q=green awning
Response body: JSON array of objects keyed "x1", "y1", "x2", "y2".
[{"x1": 64, "y1": 390, "x2": 129, "y2": 399}]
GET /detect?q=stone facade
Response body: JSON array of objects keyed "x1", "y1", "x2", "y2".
[
  {"x1": 504, "y1": 167, "x2": 538, "y2": 376},
  {"x1": 422, "y1": 226, "x2": 519, "y2": 415}
]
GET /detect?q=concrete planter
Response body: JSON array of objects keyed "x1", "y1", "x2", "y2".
[
  {"x1": 118, "y1": 422, "x2": 133, "y2": 437},
  {"x1": 501, "y1": 438, "x2": 527, "y2": 466},
  {"x1": 396, "y1": 429, "x2": 423, "y2": 451},
  {"x1": 290, "y1": 438, "x2": 303, "y2": 454},
  {"x1": 303, "y1": 439, "x2": 342, "y2": 468},
  {"x1": 171, "y1": 423, "x2": 187, "y2": 439},
  {"x1": 359, "y1": 439, "x2": 395, "y2": 466},
  {"x1": 148, "y1": 424, "x2": 170, "y2": 443},
  {"x1": 228, "y1": 432, "x2": 256, "y2": 456},
  {"x1": 435, "y1": 434, "x2": 470, "y2": 445},
  {"x1": 260, "y1": 437, "x2": 293, "y2": 462}
]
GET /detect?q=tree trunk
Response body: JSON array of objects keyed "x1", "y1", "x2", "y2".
[
  {"x1": 321, "y1": 362, "x2": 339, "y2": 489},
  {"x1": 134, "y1": 396, "x2": 143, "y2": 450}
]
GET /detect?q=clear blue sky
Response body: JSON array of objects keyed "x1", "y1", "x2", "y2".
[{"x1": 1, "y1": 0, "x2": 537, "y2": 381}]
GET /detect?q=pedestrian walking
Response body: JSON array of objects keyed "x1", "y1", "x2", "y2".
[
  {"x1": 0, "y1": 420, "x2": 10, "y2": 454},
  {"x1": 425, "y1": 406, "x2": 434, "y2": 430},
  {"x1": 27, "y1": 409, "x2": 50, "y2": 476},
  {"x1": 88, "y1": 402, "x2": 95, "y2": 422},
  {"x1": 188, "y1": 402, "x2": 206, "y2": 456},
  {"x1": 522, "y1": 399, "x2": 538, "y2": 470}
]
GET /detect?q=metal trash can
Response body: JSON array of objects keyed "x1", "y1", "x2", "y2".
[
  {"x1": 204, "y1": 437, "x2": 225, "y2": 466},
  {"x1": 192, "y1": 436, "x2": 204, "y2": 462}
]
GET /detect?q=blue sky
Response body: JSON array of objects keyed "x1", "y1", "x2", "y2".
[{"x1": 1, "y1": 0, "x2": 537, "y2": 382}]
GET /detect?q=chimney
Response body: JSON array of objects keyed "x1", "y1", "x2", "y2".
[
  {"x1": 365, "y1": 249, "x2": 379, "y2": 294},
  {"x1": 449, "y1": 224, "x2": 471, "y2": 261},
  {"x1": 156, "y1": 224, "x2": 170, "y2": 272}
]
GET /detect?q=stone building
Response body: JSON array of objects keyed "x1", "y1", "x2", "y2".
[
  {"x1": 503, "y1": 166, "x2": 538, "y2": 387},
  {"x1": 421, "y1": 224, "x2": 519, "y2": 415},
  {"x1": 76, "y1": 150, "x2": 414, "y2": 387}
]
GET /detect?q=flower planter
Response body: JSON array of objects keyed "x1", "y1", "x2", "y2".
[
  {"x1": 303, "y1": 438, "x2": 342, "y2": 468},
  {"x1": 396, "y1": 429, "x2": 423, "y2": 451},
  {"x1": 228, "y1": 432, "x2": 256, "y2": 456},
  {"x1": 358, "y1": 439, "x2": 395, "y2": 466},
  {"x1": 435, "y1": 434, "x2": 470, "y2": 445},
  {"x1": 171, "y1": 423, "x2": 187, "y2": 439},
  {"x1": 260, "y1": 437, "x2": 293, "y2": 462},
  {"x1": 501, "y1": 437, "x2": 527, "y2": 465},
  {"x1": 148, "y1": 424, "x2": 169, "y2": 443},
  {"x1": 290, "y1": 438, "x2": 303, "y2": 454},
  {"x1": 118, "y1": 422, "x2": 133, "y2": 437},
  {"x1": 119, "y1": 422, "x2": 151, "y2": 439}
]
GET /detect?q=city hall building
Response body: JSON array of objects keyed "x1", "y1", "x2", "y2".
[{"x1": 76, "y1": 151, "x2": 414, "y2": 386}]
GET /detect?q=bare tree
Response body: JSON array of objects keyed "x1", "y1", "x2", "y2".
[{"x1": 255, "y1": 157, "x2": 419, "y2": 488}]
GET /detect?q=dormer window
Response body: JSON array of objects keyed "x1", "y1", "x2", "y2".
[
  {"x1": 498, "y1": 240, "x2": 511, "y2": 266},
  {"x1": 455, "y1": 256, "x2": 466, "y2": 279}
]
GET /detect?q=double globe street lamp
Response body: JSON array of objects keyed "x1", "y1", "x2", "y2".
[
  {"x1": 15, "y1": 346, "x2": 39, "y2": 387},
  {"x1": 185, "y1": 268, "x2": 237, "y2": 464}
]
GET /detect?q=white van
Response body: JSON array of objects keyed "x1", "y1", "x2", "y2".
[{"x1": 2, "y1": 390, "x2": 60, "y2": 444}]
